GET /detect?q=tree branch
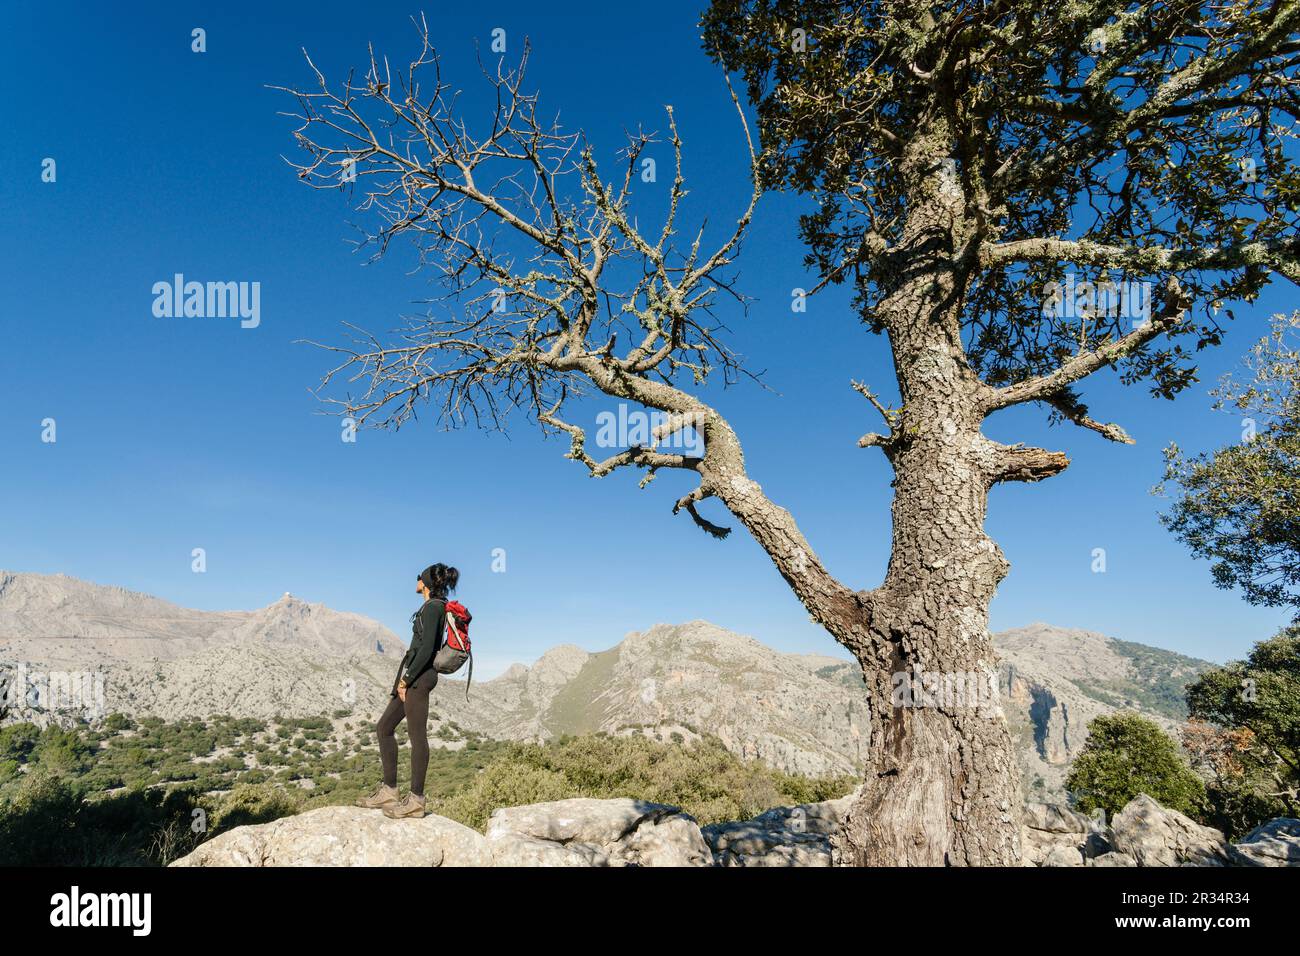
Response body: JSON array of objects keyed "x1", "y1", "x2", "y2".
[
  {"x1": 984, "y1": 276, "x2": 1192, "y2": 412},
  {"x1": 981, "y1": 237, "x2": 1300, "y2": 284}
]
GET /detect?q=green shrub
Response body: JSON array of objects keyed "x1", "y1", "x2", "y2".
[
  {"x1": 211, "y1": 783, "x2": 302, "y2": 832},
  {"x1": 1066, "y1": 712, "x2": 1206, "y2": 820},
  {"x1": 0, "y1": 723, "x2": 39, "y2": 763},
  {"x1": 33, "y1": 726, "x2": 95, "y2": 773},
  {"x1": 0, "y1": 769, "x2": 82, "y2": 864},
  {"x1": 433, "y1": 733, "x2": 855, "y2": 831}
]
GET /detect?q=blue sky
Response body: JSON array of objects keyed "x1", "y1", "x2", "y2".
[{"x1": 1, "y1": 0, "x2": 1293, "y2": 675}]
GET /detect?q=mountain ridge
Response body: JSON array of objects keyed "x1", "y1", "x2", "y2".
[
  {"x1": 0, "y1": 570, "x2": 399, "y2": 659},
  {"x1": 0, "y1": 572, "x2": 1216, "y2": 799}
]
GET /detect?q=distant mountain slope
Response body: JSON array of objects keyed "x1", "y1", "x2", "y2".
[
  {"x1": 995, "y1": 624, "x2": 1214, "y2": 799},
  {"x1": 451, "y1": 622, "x2": 872, "y2": 777},
  {"x1": 105, "y1": 643, "x2": 400, "y2": 721},
  {"x1": 449, "y1": 621, "x2": 1214, "y2": 795},
  {"x1": 0, "y1": 573, "x2": 1216, "y2": 799},
  {"x1": 0, "y1": 571, "x2": 400, "y2": 662}
]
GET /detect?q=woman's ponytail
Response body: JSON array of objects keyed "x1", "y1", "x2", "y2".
[{"x1": 419, "y1": 563, "x2": 459, "y2": 598}]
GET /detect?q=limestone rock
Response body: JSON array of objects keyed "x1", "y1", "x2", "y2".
[
  {"x1": 1041, "y1": 844, "x2": 1085, "y2": 866},
  {"x1": 1110, "y1": 794, "x2": 1231, "y2": 867},
  {"x1": 487, "y1": 835, "x2": 611, "y2": 867},
  {"x1": 170, "y1": 806, "x2": 491, "y2": 867},
  {"x1": 702, "y1": 796, "x2": 851, "y2": 867},
  {"x1": 1230, "y1": 818, "x2": 1300, "y2": 867},
  {"x1": 1024, "y1": 802, "x2": 1094, "y2": 834},
  {"x1": 1021, "y1": 801, "x2": 1108, "y2": 866},
  {"x1": 488, "y1": 797, "x2": 657, "y2": 845},
  {"x1": 485, "y1": 797, "x2": 711, "y2": 867}
]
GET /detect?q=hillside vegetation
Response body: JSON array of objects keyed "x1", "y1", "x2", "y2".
[{"x1": 0, "y1": 713, "x2": 853, "y2": 865}]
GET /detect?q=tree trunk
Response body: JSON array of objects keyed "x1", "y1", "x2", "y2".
[
  {"x1": 711, "y1": 332, "x2": 1030, "y2": 864},
  {"x1": 838, "y1": 386, "x2": 1026, "y2": 865},
  {"x1": 836, "y1": 123, "x2": 1026, "y2": 864},
  {"x1": 704, "y1": 120, "x2": 1044, "y2": 865}
]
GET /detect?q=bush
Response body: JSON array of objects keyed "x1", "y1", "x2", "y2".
[
  {"x1": 0, "y1": 769, "x2": 82, "y2": 865},
  {"x1": 211, "y1": 783, "x2": 302, "y2": 832},
  {"x1": 0, "y1": 723, "x2": 39, "y2": 764},
  {"x1": 0, "y1": 771, "x2": 206, "y2": 865},
  {"x1": 1066, "y1": 712, "x2": 1206, "y2": 820},
  {"x1": 434, "y1": 733, "x2": 855, "y2": 831},
  {"x1": 33, "y1": 726, "x2": 95, "y2": 773}
]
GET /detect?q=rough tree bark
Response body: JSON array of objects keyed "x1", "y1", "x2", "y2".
[
  {"x1": 771, "y1": 121, "x2": 1046, "y2": 865},
  {"x1": 834, "y1": 122, "x2": 1037, "y2": 865}
]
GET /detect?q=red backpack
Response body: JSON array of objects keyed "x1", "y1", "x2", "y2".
[{"x1": 433, "y1": 600, "x2": 473, "y2": 698}]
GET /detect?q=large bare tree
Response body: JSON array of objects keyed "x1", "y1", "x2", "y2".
[{"x1": 280, "y1": 2, "x2": 1300, "y2": 865}]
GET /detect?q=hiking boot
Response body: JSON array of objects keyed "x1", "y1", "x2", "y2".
[
  {"x1": 382, "y1": 793, "x2": 427, "y2": 819},
  {"x1": 356, "y1": 783, "x2": 400, "y2": 810}
]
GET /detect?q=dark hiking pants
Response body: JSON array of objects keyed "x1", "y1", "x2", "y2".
[{"x1": 377, "y1": 668, "x2": 438, "y2": 797}]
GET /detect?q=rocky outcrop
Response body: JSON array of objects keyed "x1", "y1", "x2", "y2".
[
  {"x1": 172, "y1": 798, "x2": 713, "y2": 868},
  {"x1": 170, "y1": 806, "x2": 492, "y2": 867},
  {"x1": 485, "y1": 798, "x2": 712, "y2": 867},
  {"x1": 1025, "y1": 795, "x2": 1300, "y2": 868},
  {"x1": 702, "y1": 795, "x2": 852, "y2": 866},
  {"x1": 1110, "y1": 794, "x2": 1232, "y2": 866},
  {"x1": 1228, "y1": 818, "x2": 1300, "y2": 867},
  {"x1": 1021, "y1": 801, "x2": 1107, "y2": 867},
  {"x1": 1023, "y1": 795, "x2": 1241, "y2": 868},
  {"x1": 168, "y1": 794, "x2": 1300, "y2": 868}
]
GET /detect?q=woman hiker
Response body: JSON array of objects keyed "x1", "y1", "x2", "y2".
[{"x1": 356, "y1": 563, "x2": 459, "y2": 819}]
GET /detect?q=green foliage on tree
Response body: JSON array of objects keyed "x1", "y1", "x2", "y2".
[
  {"x1": 0, "y1": 771, "x2": 297, "y2": 866},
  {"x1": 1160, "y1": 313, "x2": 1300, "y2": 613},
  {"x1": 32, "y1": 725, "x2": 94, "y2": 773},
  {"x1": 102, "y1": 713, "x2": 133, "y2": 732},
  {"x1": 702, "y1": 1, "x2": 1300, "y2": 403},
  {"x1": 1066, "y1": 712, "x2": 1206, "y2": 819},
  {"x1": 1182, "y1": 628, "x2": 1300, "y2": 834},
  {"x1": 211, "y1": 782, "x2": 303, "y2": 832},
  {"x1": 0, "y1": 723, "x2": 39, "y2": 764}
]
